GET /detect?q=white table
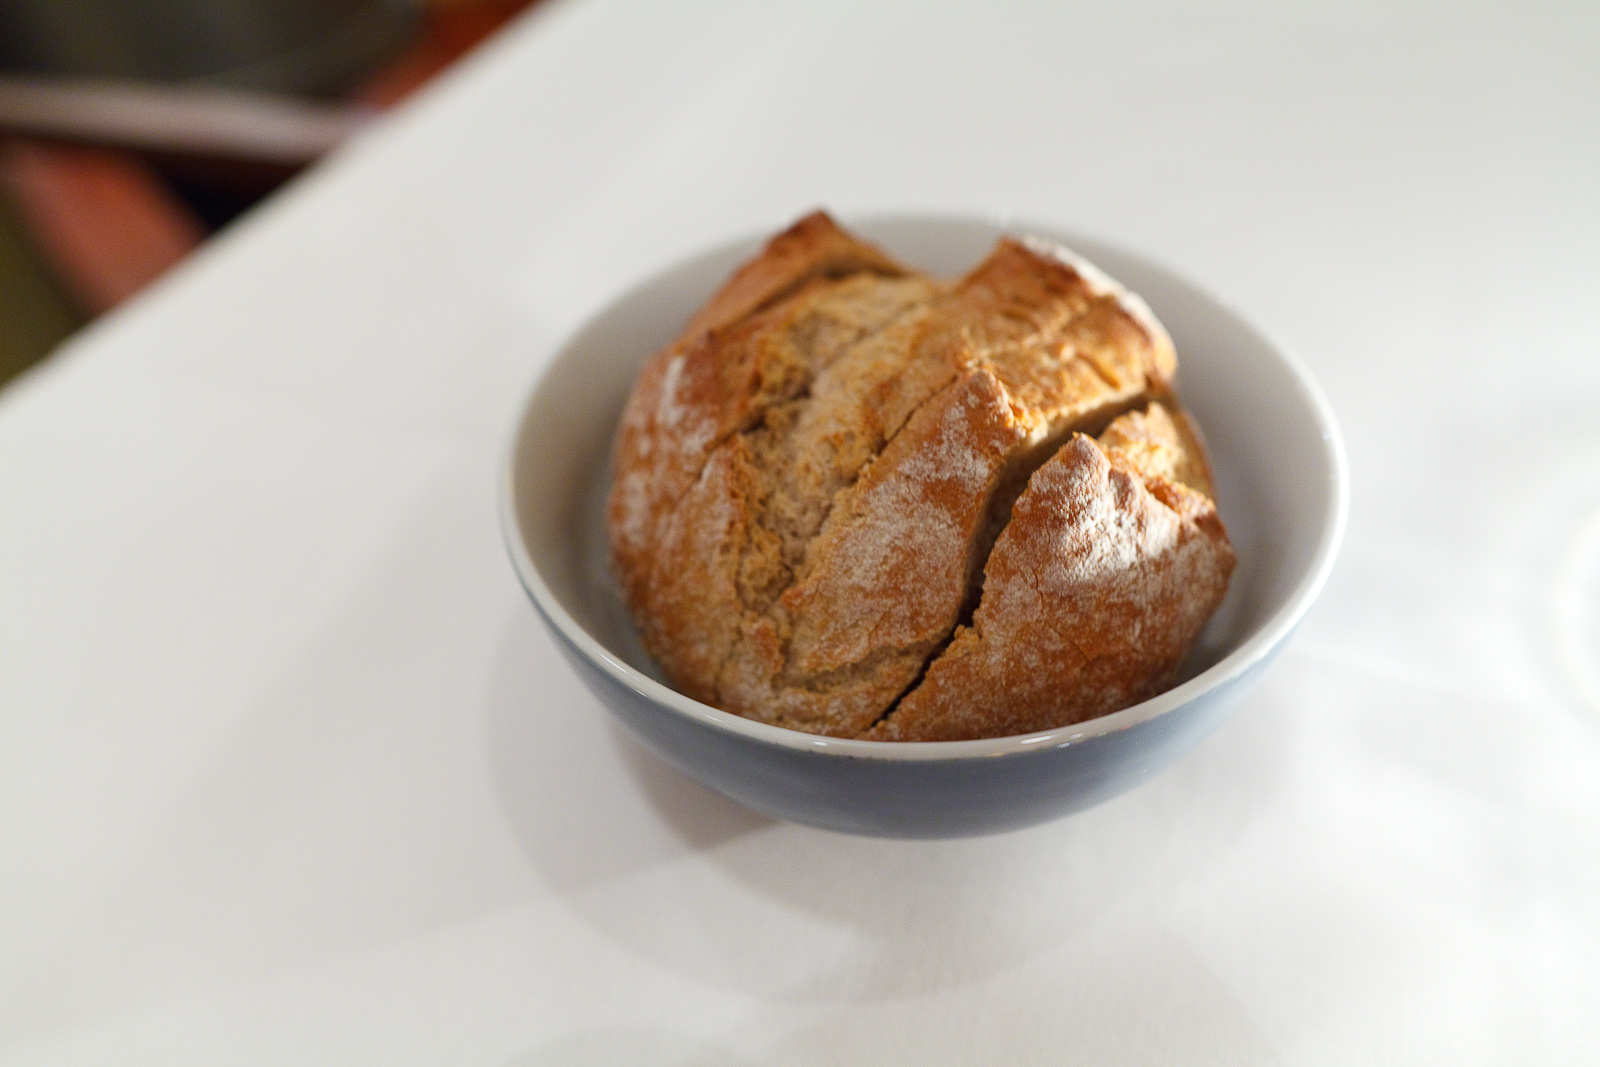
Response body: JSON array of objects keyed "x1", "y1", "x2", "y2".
[{"x1": 4, "y1": 1, "x2": 1598, "y2": 1061}]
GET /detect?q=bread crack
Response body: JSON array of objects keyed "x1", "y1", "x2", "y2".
[
  {"x1": 611, "y1": 216, "x2": 1226, "y2": 741},
  {"x1": 721, "y1": 253, "x2": 1180, "y2": 735},
  {"x1": 734, "y1": 289, "x2": 943, "y2": 614},
  {"x1": 866, "y1": 412, "x2": 1235, "y2": 741}
]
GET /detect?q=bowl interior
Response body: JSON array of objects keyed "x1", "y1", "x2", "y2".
[{"x1": 506, "y1": 215, "x2": 1344, "y2": 746}]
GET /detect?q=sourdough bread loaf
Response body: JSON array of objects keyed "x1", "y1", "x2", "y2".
[{"x1": 607, "y1": 212, "x2": 1235, "y2": 741}]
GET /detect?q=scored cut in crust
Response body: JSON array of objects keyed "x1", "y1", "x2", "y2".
[
  {"x1": 865, "y1": 427, "x2": 1234, "y2": 741},
  {"x1": 607, "y1": 211, "x2": 1234, "y2": 740}
]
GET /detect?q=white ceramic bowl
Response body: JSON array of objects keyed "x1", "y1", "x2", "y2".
[{"x1": 501, "y1": 214, "x2": 1347, "y2": 838}]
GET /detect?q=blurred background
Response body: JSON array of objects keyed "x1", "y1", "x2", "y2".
[{"x1": 0, "y1": 0, "x2": 538, "y2": 387}]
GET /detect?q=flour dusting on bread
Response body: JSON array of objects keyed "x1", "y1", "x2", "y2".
[{"x1": 608, "y1": 212, "x2": 1234, "y2": 740}]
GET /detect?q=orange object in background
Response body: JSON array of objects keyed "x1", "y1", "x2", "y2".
[{"x1": 0, "y1": 140, "x2": 203, "y2": 315}]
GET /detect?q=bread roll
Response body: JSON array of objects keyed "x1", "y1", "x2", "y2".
[{"x1": 608, "y1": 212, "x2": 1234, "y2": 740}]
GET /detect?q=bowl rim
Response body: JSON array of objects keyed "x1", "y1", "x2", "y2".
[{"x1": 500, "y1": 211, "x2": 1349, "y2": 762}]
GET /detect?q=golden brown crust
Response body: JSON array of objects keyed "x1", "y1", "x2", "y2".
[
  {"x1": 751, "y1": 369, "x2": 1030, "y2": 735},
  {"x1": 864, "y1": 435, "x2": 1236, "y2": 741},
  {"x1": 679, "y1": 211, "x2": 909, "y2": 342},
  {"x1": 608, "y1": 215, "x2": 921, "y2": 633},
  {"x1": 1096, "y1": 401, "x2": 1217, "y2": 499},
  {"x1": 608, "y1": 212, "x2": 1228, "y2": 740}
]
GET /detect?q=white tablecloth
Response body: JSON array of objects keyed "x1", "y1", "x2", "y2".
[{"x1": 3, "y1": 1, "x2": 1597, "y2": 1061}]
